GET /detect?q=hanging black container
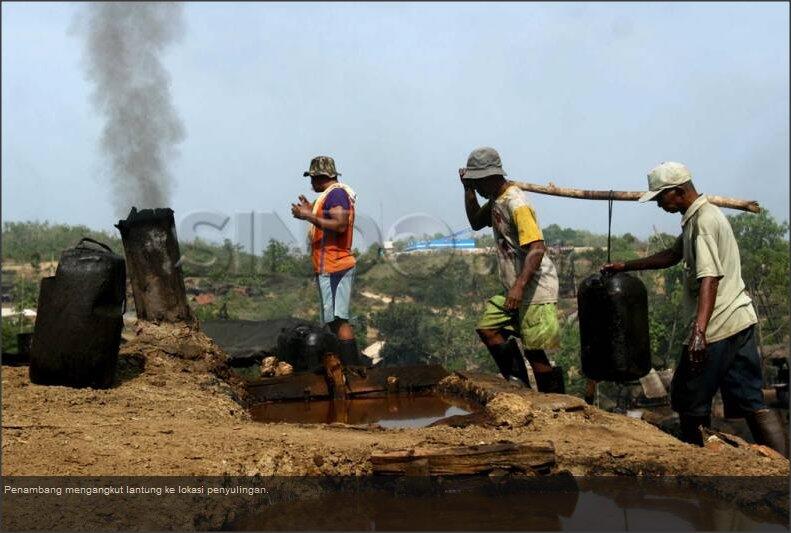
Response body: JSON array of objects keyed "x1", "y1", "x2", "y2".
[
  {"x1": 276, "y1": 324, "x2": 336, "y2": 372},
  {"x1": 29, "y1": 238, "x2": 126, "y2": 388},
  {"x1": 577, "y1": 272, "x2": 651, "y2": 382}
]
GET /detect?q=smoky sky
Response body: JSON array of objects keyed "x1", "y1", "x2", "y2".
[
  {"x1": 2, "y1": 3, "x2": 788, "y2": 239},
  {"x1": 77, "y1": 2, "x2": 185, "y2": 216}
]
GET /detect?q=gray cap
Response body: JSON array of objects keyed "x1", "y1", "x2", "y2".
[
  {"x1": 638, "y1": 161, "x2": 692, "y2": 202},
  {"x1": 463, "y1": 147, "x2": 507, "y2": 180}
]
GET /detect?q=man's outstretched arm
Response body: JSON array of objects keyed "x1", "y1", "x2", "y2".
[{"x1": 602, "y1": 244, "x2": 682, "y2": 273}]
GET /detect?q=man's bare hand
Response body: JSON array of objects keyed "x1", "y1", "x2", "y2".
[
  {"x1": 504, "y1": 284, "x2": 524, "y2": 311},
  {"x1": 459, "y1": 168, "x2": 475, "y2": 190},
  {"x1": 687, "y1": 324, "x2": 708, "y2": 373},
  {"x1": 291, "y1": 196, "x2": 312, "y2": 220}
]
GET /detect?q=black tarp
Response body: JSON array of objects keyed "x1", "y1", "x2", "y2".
[{"x1": 201, "y1": 318, "x2": 314, "y2": 365}]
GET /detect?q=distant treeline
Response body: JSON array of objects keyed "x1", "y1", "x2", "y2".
[{"x1": 2, "y1": 221, "x2": 123, "y2": 262}]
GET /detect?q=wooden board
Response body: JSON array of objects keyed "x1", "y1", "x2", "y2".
[
  {"x1": 370, "y1": 441, "x2": 556, "y2": 476},
  {"x1": 346, "y1": 364, "x2": 450, "y2": 395},
  {"x1": 247, "y1": 373, "x2": 329, "y2": 402},
  {"x1": 247, "y1": 364, "x2": 450, "y2": 403}
]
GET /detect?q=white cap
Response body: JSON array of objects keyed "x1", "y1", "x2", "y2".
[{"x1": 639, "y1": 161, "x2": 693, "y2": 203}]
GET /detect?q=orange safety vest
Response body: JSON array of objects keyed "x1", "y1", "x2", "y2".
[{"x1": 309, "y1": 183, "x2": 356, "y2": 274}]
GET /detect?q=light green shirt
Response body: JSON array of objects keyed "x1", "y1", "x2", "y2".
[{"x1": 672, "y1": 195, "x2": 757, "y2": 343}]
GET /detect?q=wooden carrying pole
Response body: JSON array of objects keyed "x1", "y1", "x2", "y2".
[{"x1": 512, "y1": 180, "x2": 761, "y2": 213}]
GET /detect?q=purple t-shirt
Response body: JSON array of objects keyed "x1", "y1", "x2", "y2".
[{"x1": 323, "y1": 188, "x2": 350, "y2": 216}]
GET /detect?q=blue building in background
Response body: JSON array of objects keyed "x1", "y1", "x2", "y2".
[{"x1": 403, "y1": 228, "x2": 479, "y2": 252}]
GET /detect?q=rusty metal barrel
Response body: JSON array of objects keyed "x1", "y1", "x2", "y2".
[
  {"x1": 115, "y1": 207, "x2": 193, "y2": 323},
  {"x1": 29, "y1": 238, "x2": 126, "y2": 388}
]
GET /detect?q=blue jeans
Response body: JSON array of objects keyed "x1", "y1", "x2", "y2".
[{"x1": 671, "y1": 325, "x2": 766, "y2": 417}]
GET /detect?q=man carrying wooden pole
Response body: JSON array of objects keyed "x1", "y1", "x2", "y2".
[
  {"x1": 601, "y1": 161, "x2": 786, "y2": 455},
  {"x1": 460, "y1": 147, "x2": 564, "y2": 393}
]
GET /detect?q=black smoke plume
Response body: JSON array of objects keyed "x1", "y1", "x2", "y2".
[{"x1": 78, "y1": 2, "x2": 185, "y2": 215}]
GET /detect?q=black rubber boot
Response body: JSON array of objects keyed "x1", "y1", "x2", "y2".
[
  {"x1": 679, "y1": 414, "x2": 711, "y2": 446},
  {"x1": 488, "y1": 343, "x2": 514, "y2": 380},
  {"x1": 503, "y1": 337, "x2": 531, "y2": 387},
  {"x1": 535, "y1": 367, "x2": 566, "y2": 393},
  {"x1": 338, "y1": 338, "x2": 362, "y2": 367},
  {"x1": 745, "y1": 409, "x2": 789, "y2": 457}
]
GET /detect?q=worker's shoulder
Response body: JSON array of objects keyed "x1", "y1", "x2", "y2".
[
  {"x1": 324, "y1": 186, "x2": 352, "y2": 206},
  {"x1": 694, "y1": 199, "x2": 729, "y2": 233},
  {"x1": 500, "y1": 184, "x2": 533, "y2": 210}
]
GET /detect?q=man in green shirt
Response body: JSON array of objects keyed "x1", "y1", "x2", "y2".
[{"x1": 603, "y1": 162, "x2": 786, "y2": 455}]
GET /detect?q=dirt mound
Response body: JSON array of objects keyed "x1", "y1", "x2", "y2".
[
  {"x1": 2, "y1": 349, "x2": 788, "y2": 527},
  {"x1": 120, "y1": 320, "x2": 248, "y2": 404},
  {"x1": 438, "y1": 372, "x2": 789, "y2": 477}
]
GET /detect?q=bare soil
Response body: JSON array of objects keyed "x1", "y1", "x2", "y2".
[{"x1": 2, "y1": 322, "x2": 788, "y2": 529}]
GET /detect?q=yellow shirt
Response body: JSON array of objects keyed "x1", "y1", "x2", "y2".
[{"x1": 672, "y1": 195, "x2": 757, "y2": 343}]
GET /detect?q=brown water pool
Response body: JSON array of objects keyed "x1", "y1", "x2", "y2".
[{"x1": 249, "y1": 394, "x2": 476, "y2": 428}]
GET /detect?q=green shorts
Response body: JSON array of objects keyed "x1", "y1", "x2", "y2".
[{"x1": 476, "y1": 295, "x2": 560, "y2": 351}]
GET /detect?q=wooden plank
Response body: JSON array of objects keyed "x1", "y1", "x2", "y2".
[
  {"x1": 371, "y1": 441, "x2": 555, "y2": 476},
  {"x1": 247, "y1": 364, "x2": 451, "y2": 402},
  {"x1": 247, "y1": 373, "x2": 328, "y2": 402},
  {"x1": 362, "y1": 364, "x2": 450, "y2": 391}
]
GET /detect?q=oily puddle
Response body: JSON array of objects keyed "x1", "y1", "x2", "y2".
[
  {"x1": 227, "y1": 476, "x2": 789, "y2": 531},
  {"x1": 249, "y1": 393, "x2": 478, "y2": 428}
]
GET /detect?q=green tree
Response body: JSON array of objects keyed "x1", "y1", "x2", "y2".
[
  {"x1": 262, "y1": 239, "x2": 292, "y2": 274},
  {"x1": 2, "y1": 319, "x2": 19, "y2": 353},
  {"x1": 729, "y1": 211, "x2": 789, "y2": 347},
  {"x1": 2, "y1": 221, "x2": 121, "y2": 261},
  {"x1": 373, "y1": 302, "x2": 440, "y2": 366},
  {"x1": 13, "y1": 277, "x2": 39, "y2": 312}
]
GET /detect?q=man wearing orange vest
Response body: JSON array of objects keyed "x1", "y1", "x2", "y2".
[{"x1": 291, "y1": 156, "x2": 362, "y2": 366}]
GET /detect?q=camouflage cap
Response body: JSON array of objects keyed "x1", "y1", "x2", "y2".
[
  {"x1": 303, "y1": 156, "x2": 341, "y2": 178},
  {"x1": 463, "y1": 147, "x2": 507, "y2": 180}
]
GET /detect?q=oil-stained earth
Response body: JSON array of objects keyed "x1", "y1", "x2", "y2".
[{"x1": 2, "y1": 322, "x2": 788, "y2": 530}]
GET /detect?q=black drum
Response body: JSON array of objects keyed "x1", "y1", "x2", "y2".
[
  {"x1": 577, "y1": 272, "x2": 651, "y2": 382},
  {"x1": 276, "y1": 324, "x2": 337, "y2": 372},
  {"x1": 29, "y1": 238, "x2": 126, "y2": 388}
]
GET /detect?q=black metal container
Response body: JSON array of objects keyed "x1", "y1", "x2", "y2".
[
  {"x1": 277, "y1": 324, "x2": 336, "y2": 372},
  {"x1": 577, "y1": 272, "x2": 651, "y2": 382},
  {"x1": 29, "y1": 238, "x2": 126, "y2": 388}
]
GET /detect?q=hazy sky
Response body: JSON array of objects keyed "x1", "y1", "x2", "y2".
[{"x1": 3, "y1": 2, "x2": 789, "y2": 249}]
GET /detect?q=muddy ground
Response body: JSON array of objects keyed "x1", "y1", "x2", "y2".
[{"x1": 2, "y1": 323, "x2": 788, "y2": 530}]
